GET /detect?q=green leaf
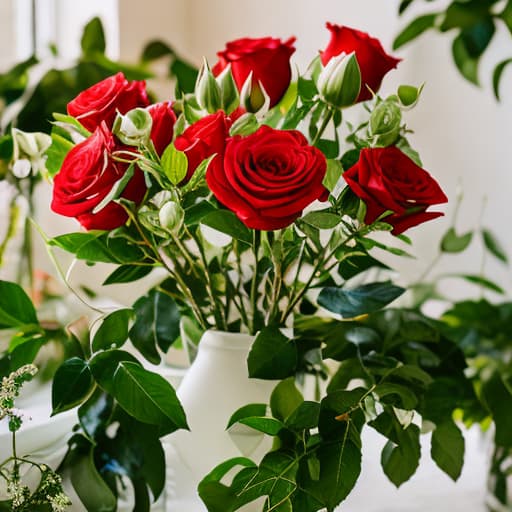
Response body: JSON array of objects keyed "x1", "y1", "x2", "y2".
[
  {"x1": 397, "y1": 84, "x2": 424, "y2": 107},
  {"x1": 501, "y1": 0, "x2": 512, "y2": 34},
  {"x1": 140, "y1": 40, "x2": 175, "y2": 62},
  {"x1": 103, "y1": 264, "x2": 153, "y2": 285},
  {"x1": 493, "y1": 57, "x2": 512, "y2": 100},
  {"x1": 319, "y1": 388, "x2": 366, "y2": 439},
  {"x1": 248, "y1": 327, "x2": 297, "y2": 379},
  {"x1": 92, "y1": 308, "x2": 133, "y2": 352},
  {"x1": 52, "y1": 357, "x2": 94, "y2": 414},
  {"x1": 482, "y1": 229, "x2": 508, "y2": 263},
  {"x1": 431, "y1": 419, "x2": 465, "y2": 481},
  {"x1": 375, "y1": 382, "x2": 418, "y2": 410},
  {"x1": 301, "y1": 211, "x2": 340, "y2": 229},
  {"x1": 462, "y1": 18, "x2": 495, "y2": 58},
  {"x1": 112, "y1": 361, "x2": 188, "y2": 435},
  {"x1": 459, "y1": 274, "x2": 504, "y2": 294},
  {"x1": 306, "y1": 429, "x2": 362, "y2": 509},
  {"x1": 398, "y1": 0, "x2": 415, "y2": 15},
  {"x1": 285, "y1": 401, "x2": 321, "y2": 431},
  {"x1": 171, "y1": 58, "x2": 199, "y2": 94},
  {"x1": 90, "y1": 349, "x2": 142, "y2": 394},
  {"x1": 440, "y1": 227, "x2": 473, "y2": 253},
  {"x1": 129, "y1": 289, "x2": 181, "y2": 364},
  {"x1": 318, "y1": 281, "x2": 405, "y2": 318},
  {"x1": 0, "y1": 281, "x2": 38, "y2": 328},
  {"x1": 227, "y1": 403, "x2": 267, "y2": 429},
  {"x1": 52, "y1": 112, "x2": 91, "y2": 137},
  {"x1": 440, "y1": 1, "x2": 493, "y2": 31},
  {"x1": 393, "y1": 14, "x2": 438, "y2": 49},
  {"x1": 452, "y1": 34, "x2": 479, "y2": 85},
  {"x1": 199, "y1": 457, "x2": 256, "y2": 512},
  {"x1": 69, "y1": 441, "x2": 117, "y2": 511},
  {"x1": 232, "y1": 451, "x2": 299, "y2": 510},
  {"x1": 371, "y1": 412, "x2": 421, "y2": 487},
  {"x1": 80, "y1": 16, "x2": 106, "y2": 56},
  {"x1": 78, "y1": 389, "x2": 114, "y2": 441},
  {"x1": 200, "y1": 210, "x2": 252, "y2": 245},
  {"x1": 75, "y1": 237, "x2": 120, "y2": 263},
  {"x1": 237, "y1": 416, "x2": 284, "y2": 435},
  {"x1": 483, "y1": 373, "x2": 512, "y2": 447},
  {"x1": 322, "y1": 159, "x2": 343, "y2": 196},
  {"x1": 49, "y1": 232, "x2": 99, "y2": 253},
  {"x1": 45, "y1": 132, "x2": 75, "y2": 178},
  {"x1": 337, "y1": 248, "x2": 390, "y2": 280},
  {"x1": 161, "y1": 143, "x2": 188, "y2": 185},
  {"x1": 270, "y1": 377, "x2": 304, "y2": 422}
]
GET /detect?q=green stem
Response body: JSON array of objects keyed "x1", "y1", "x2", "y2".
[
  {"x1": 157, "y1": 247, "x2": 209, "y2": 329},
  {"x1": 249, "y1": 230, "x2": 261, "y2": 335},
  {"x1": 188, "y1": 227, "x2": 227, "y2": 331},
  {"x1": 312, "y1": 105, "x2": 334, "y2": 147}
]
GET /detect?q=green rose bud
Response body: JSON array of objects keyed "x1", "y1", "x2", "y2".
[
  {"x1": 11, "y1": 128, "x2": 52, "y2": 178},
  {"x1": 369, "y1": 99, "x2": 402, "y2": 147},
  {"x1": 195, "y1": 58, "x2": 222, "y2": 114},
  {"x1": 159, "y1": 201, "x2": 184, "y2": 234},
  {"x1": 113, "y1": 107, "x2": 153, "y2": 146},
  {"x1": 239, "y1": 72, "x2": 270, "y2": 114},
  {"x1": 317, "y1": 52, "x2": 361, "y2": 109},
  {"x1": 215, "y1": 64, "x2": 239, "y2": 115}
]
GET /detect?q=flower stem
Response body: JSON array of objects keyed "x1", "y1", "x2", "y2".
[
  {"x1": 250, "y1": 230, "x2": 261, "y2": 334},
  {"x1": 312, "y1": 105, "x2": 334, "y2": 147}
]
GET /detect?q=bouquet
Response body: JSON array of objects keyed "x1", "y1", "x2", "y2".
[{"x1": 15, "y1": 22, "x2": 478, "y2": 512}]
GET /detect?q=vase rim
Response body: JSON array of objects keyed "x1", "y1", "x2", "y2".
[{"x1": 200, "y1": 329, "x2": 255, "y2": 350}]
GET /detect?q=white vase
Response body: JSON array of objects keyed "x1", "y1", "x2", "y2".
[{"x1": 165, "y1": 330, "x2": 276, "y2": 511}]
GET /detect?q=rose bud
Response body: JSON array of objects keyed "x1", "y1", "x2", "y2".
[
  {"x1": 321, "y1": 24, "x2": 400, "y2": 103},
  {"x1": 317, "y1": 52, "x2": 361, "y2": 109},
  {"x1": 215, "y1": 64, "x2": 239, "y2": 115},
  {"x1": 368, "y1": 99, "x2": 402, "y2": 147},
  {"x1": 11, "y1": 128, "x2": 52, "y2": 178},
  {"x1": 195, "y1": 59, "x2": 222, "y2": 114},
  {"x1": 239, "y1": 71, "x2": 269, "y2": 113},
  {"x1": 159, "y1": 200, "x2": 184, "y2": 234},
  {"x1": 212, "y1": 36, "x2": 296, "y2": 109},
  {"x1": 113, "y1": 107, "x2": 153, "y2": 147}
]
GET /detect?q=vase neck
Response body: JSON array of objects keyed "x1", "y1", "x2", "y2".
[{"x1": 200, "y1": 330, "x2": 255, "y2": 351}]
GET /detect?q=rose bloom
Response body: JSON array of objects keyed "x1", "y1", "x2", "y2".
[
  {"x1": 206, "y1": 125, "x2": 327, "y2": 230},
  {"x1": 67, "y1": 72, "x2": 149, "y2": 132},
  {"x1": 147, "y1": 101, "x2": 176, "y2": 156},
  {"x1": 343, "y1": 146, "x2": 447, "y2": 235},
  {"x1": 51, "y1": 123, "x2": 146, "y2": 230},
  {"x1": 212, "y1": 36, "x2": 296, "y2": 108},
  {"x1": 321, "y1": 24, "x2": 400, "y2": 103},
  {"x1": 174, "y1": 111, "x2": 232, "y2": 183}
]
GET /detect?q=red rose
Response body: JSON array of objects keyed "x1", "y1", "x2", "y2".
[
  {"x1": 212, "y1": 36, "x2": 296, "y2": 108},
  {"x1": 148, "y1": 102, "x2": 176, "y2": 156},
  {"x1": 174, "y1": 111, "x2": 231, "y2": 183},
  {"x1": 51, "y1": 124, "x2": 146, "y2": 230},
  {"x1": 67, "y1": 72, "x2": 149, "y2": 132},
  {"x1": 206, "y1": 125, "x2": 327, "y2": 230},
  {"x1": 343, "y1": 146, "x2": 447, "y2": 235},
  {"x1": 321, "y1": 24, "x2": 400, "y2": 103}
]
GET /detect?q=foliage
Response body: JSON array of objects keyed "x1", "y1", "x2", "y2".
[
  {"x1": 0, "y1": 364, "x2": 71, "y2": 511},
  {"x1": 395, "y1": 0, "x2": 512, "y2": 99},
  {"x1": 0, "y1": 280, "x2": 186, "y2": 510}
]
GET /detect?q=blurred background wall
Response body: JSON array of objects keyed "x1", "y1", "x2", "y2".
[{"x1": 2, "y1": 0, "x2": 511, "y2": 305}]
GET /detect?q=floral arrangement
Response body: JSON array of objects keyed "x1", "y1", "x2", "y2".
[{"x1": 10, "y1": 21, "x2": 486, "y2": 512}]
